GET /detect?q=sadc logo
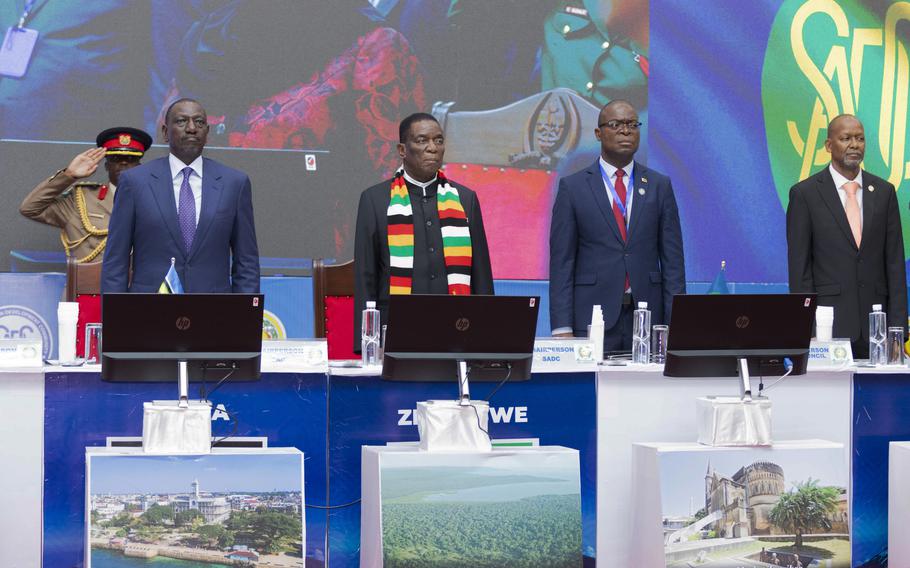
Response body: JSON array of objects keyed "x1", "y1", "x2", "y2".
[{"x1": 0, "y1": 305, "x2": 52, "y2": 358}]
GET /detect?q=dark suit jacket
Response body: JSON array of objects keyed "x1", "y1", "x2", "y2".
[
  {"x1": 353, "y1": 177, "x2": 494, "y2": 347},
  {"x1": 549, "y1": 160, "x2": 686, "y2": 334},
  {"x1": 787, "y1": 167, "x2": 907, "y2": 346},
  {"x1": 101, "y1": 156, "x2": 260, "y2": 293}
]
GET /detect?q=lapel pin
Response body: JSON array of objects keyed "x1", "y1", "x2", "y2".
[
  {"x1": 868, "y1": 185, "x2": 874, "y2": 192},
  {"x1": 638, "y1": 187, "x2": 645, "y2": 196},
  {"x1": 641, "y1": 177, "x2": 648, "y2": 183}
]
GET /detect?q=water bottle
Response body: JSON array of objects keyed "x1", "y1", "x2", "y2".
[
  {"x1": 362, "y1": 301, "x2": 381, "y2": 366},
  {"x1": 588, "y1": 304, "x2": 605, "y2": 362},
  {"x1": 632, "y1": 301, "x2": 651, "y2": 364},
  {"x1": 869, "y1": 304, "x2": 887, "y2": 365}
]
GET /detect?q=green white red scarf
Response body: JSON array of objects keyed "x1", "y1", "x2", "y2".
[{"x1": 387, "y1": 168, "x2": 472, "y2": 295}]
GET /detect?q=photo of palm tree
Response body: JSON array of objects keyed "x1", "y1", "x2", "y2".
[{"x1": 658, "y1": 443, "x2": 849, "y2": 567}]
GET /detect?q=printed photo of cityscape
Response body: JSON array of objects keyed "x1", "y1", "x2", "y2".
[
  {"x1": 87, "y1": 451, "x2": 304, "y2": 567},
  {"x1": 659, "y1": 445, "x2": 849, "y2": 568}
]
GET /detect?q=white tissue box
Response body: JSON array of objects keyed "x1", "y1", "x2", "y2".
[
  {"x1": 414, "y1": 400, "x2": 492, "y2": 452},
  {"x1": 696, "y1": 396, "x2": 772, "y2": 446},
  {"x1": 142, "y1": 400, "x2": 212, "y2": 454}
]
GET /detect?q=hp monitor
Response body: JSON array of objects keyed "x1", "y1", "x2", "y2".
[
  {"x1": 664, "y1": 294, "x2": 817, "y2": 396},
  {"x1": 101, "y1": 293, "x2": 264, "y2": 405},
  {"x1": 381, "y1": 294, "x2": 539, "y2": 403}
]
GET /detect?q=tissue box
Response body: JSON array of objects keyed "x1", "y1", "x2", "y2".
[
  {"x1": 696, "y1": 396, "x2": 772, "y2": 446},
  {"x1": 142, "y1": 401, "x2": 212, "y2": 453},
  {"x1": 414, "y1": 400, "x2": 492, "y2": 452}
]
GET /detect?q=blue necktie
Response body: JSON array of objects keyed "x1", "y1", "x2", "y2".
[{"x1": 178, "y1": 167, "x2": 196, "y2": 253}]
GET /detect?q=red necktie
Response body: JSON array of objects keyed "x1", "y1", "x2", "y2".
[
  {"x1": 613, "y1": 170, "x2": 630, "y2": 290},
  {"x1": 613, "y1": 170, "x2": 628, "y2": 241}
]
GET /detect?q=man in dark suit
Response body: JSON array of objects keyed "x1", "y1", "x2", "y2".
[
  {"x1": 787, "y1": 114, "x2": 906, "y2": 359},
  {"x1": 354, "y1": 113, "x2": 494, "y2": 347},
  {"x1": 102, "y1": 99, "x2": 260, "y2": 293},
  {"x1": 549, "y1": 100, "x2": 685, "y2": 353}
]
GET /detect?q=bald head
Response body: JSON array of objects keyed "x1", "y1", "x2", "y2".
[
  {"x1": 598, "y1": 99, "x2": 636, "y2": 126},
  {"x1": 826, "y1": 114, "x2": 863, "y2": 139}
]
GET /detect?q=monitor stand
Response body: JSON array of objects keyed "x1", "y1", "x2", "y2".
[
  {"x1": 177, "y1": 360, "x2": 190, "y2": 408},
  {"x1": 738, "y1": 358, "x2": 752, "y2": 401},
  {"x1": 457, "y1": 360, "x2": 471, "y2": 405}
]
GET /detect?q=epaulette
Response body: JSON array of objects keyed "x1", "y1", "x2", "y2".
[{"x1": 74, "y1": 181, "x2": 104, "y2": 188}]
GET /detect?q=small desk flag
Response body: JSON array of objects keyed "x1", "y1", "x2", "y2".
[
  {"x1": 707, "y1": 260, "x2": 730, "y2": 294},
  {"x1": 158, "y1": 258, "x2": 184, "y2": 294}
]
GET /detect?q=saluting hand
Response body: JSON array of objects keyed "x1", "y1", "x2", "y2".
[{"x1": 64, "y1": 147, "x2": 106, "y2": 179}]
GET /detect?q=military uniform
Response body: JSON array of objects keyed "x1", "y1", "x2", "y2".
[
  {"x1": 19, "y1": 172, "x2": 115, "y2": 263},
  {"x1": 18, "y1": 126, "x2": 152, "y2": 263},
  {"x1": 542, "y1": 0, "x2": 649, "y2": 163},
  {"x1": 542, "y1": 0, "x2": 649, "y2": 109}
]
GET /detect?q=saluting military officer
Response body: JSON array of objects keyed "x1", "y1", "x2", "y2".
[{"x1": 19, "y1": 127, "x2": 153, "y2": 263}]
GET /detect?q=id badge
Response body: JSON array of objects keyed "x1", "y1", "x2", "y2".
[{"x1": 0, "y1": 27, "x2": 39, "y2": 78}]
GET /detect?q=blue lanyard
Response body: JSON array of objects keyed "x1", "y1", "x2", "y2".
[
  {"x1": 18, "y1": 0, "x2": 37, "y2": 28},
  {"x1": 599, "y1": 162, "x2": 633, "y2": 219}
]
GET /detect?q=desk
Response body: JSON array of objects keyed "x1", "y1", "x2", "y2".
[
  {"x1": 596, "y1": 366, "x2": 853, "y2": 566},
  {"x1": 4, "y1": 363, "x2": 909, "y2": 567},
  {"x1": 889, "y1": 442, "x2": 910, "y2": 566},
  {"x1": 325, "y1": 367, "x2": 597, "y2": 567},
  {"x1": 0, "y1": 364, "x2": 595, "y2": 568},
  {"x1": 0, "y1": 369, "x2": 44, "y2": 568}
]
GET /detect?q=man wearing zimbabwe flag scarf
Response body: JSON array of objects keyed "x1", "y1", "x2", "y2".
[{"x1": 353, "y1": 113, "x2": 494, "y2": 351}]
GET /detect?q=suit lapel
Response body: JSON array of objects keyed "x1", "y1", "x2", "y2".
[
  {"x1": 860, "y1": 173, "x2": 875, "y2": 253},
  {"x1": 586, "y1": 161, "x2": 625, "y2": 243},
  {"x1": 148, "y1": 158, "x2": 186, "y2": 259},
  {"x1": 188, "y1": 157, "x2": 224, "y2": 260},
  {"x1": 626, "y1": 161, "x2": 650, "y2": 240},
  {"x1": 816, "y1": 169, "x2": 858, "y2": 251}
]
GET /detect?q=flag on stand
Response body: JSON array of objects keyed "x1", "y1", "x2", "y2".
[
  {"x1": 158, "y1": 258, "x2": 184, "y2": 294},
  {"x1": 707, "y1": 260, "x2": 730, "y2": 294}
]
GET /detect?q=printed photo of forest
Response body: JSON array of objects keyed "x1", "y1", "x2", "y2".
[{"x1": 380, "y1": 461, "x2": 581, "y2": 568}]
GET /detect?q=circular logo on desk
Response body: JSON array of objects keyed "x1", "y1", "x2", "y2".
[
  {"x1": 262, "y1": 310, "x2": 287, "y2": 340},
  {"x1": 0, "y1": 305, "x2": 52, "y2": 359},
  {"x1": 455, "y1": 317, "x2": 471, "y2": 332},
  {"x1": 736, "y1": 316, "x2": 751, "y2": 329},
  {"x1": 832, "y1": 345, "x2": 849, "y2": 363},
  {"x1": 175, "y1": 316, "x2": 192, "y2": 331}
]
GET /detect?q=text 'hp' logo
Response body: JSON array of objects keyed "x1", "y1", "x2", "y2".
[
  {"x1": 455, "y1": 317, "x2": 470, "y2": 332},
  {"x1": 175, "y1": 317, "x2": 192, "y2": 331},
  {"x1": 736, "y1": 316, "x2": 750, "y2": 329}
]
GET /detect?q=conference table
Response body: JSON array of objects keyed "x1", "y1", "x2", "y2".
[{"x1": 1, "y1": 358, "x2": 905, "y2": 567}]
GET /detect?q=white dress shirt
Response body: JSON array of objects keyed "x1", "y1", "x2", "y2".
[
  {"x1": 169, "y1": 153, "x2": 203, "y2": 226},
  {"x1": 829, "y1": 163, "x2": 863, "y2": 229}
]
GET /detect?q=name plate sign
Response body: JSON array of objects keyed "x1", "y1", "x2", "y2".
[
  {"x1": 0, "y1": 338, "x2": 43, "y2": 368},
  {"x1": 261, "y1": 339, "x2": 328, "y2": 371},
  {"x1": 532, "y1": 338, "x2": 597, "y2": 371},
  {"x1": 807, "y1": 339, "x2": 854, "y2": 369}
]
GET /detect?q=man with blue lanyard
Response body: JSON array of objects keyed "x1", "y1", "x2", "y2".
[{"x1": 549, "y1": 100, "x2": 685, "y2": 354}]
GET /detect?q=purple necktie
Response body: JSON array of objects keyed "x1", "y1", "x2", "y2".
[{"x1": 178, "y1": 166, "x2": 196, "y2": 253}]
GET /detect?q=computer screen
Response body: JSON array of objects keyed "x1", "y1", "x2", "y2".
[
  {"x1": 101, "y1": 293, "x2": 264, "y2": 383},
  {"x1": 664, "y1": 293, "x2": 817, "y2": 378},
  {"x1": 381, "y1": 294, "x2": 539, "y2": 384}
]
